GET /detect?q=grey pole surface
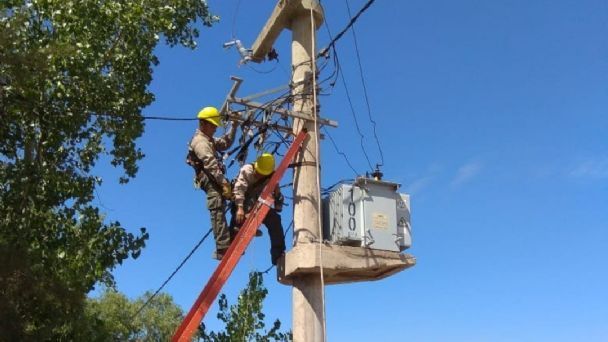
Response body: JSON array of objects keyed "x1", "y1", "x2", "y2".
[{"x1": 290, "y1": 2, "x2": 325, "y2": 341}]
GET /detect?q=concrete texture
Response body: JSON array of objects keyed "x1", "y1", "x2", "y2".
[{"x1": 276, "y1": 243, "x2": 416, "y2": 285}]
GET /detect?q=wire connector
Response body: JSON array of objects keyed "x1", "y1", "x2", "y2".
[{"x1": 370, "y1": 164, "x2": 383, "y2": 181}]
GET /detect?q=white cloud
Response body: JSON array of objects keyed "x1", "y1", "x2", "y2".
[
  {"x1": 401, "y1": 163, "x2": 444, "y2": 194},
  {"x1": 569, "y1": 158, "x2": 608, "y2": 179},
  {"x1": 451, "y1": 161, "x2": 483, "y2": 187},
  {"x1": 406, "y1": 176, "x2": 433, "y2": 194}
]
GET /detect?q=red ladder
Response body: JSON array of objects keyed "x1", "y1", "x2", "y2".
[{"x1": 171, "y1": 129, "x2": 308, "y2": 342}]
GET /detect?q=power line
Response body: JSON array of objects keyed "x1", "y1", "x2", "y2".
[
  {"x1": 140, "y1": 115, "x2": 196, "y2": 121},
  {"x1": 337, "y1": 62, "x2": 374, "y2": 171},
  {"x1": 246, "y1": 63, "x2": 279, "y2": 74},
  {"x1": 317, "y1": 0, "x2": 376, "y2": 59},
  {"x1": 344, "y1": 0, "x2": 385, "y2": 167},
  {"x1": 89, "y1": 112, "x2": 197, "y2": 121},
  {"x1": 131, "y1": 228, "x2": 213, "y2": 320},
  {"x1": 231, "y1": 0, "x2": 242, "y2": 39},
  {"x1": 323, "y1": 127, "x2": 359, "y2": 177},
  {"x1": 319, "y1": 2, "x2": 374, "y2": 173}
]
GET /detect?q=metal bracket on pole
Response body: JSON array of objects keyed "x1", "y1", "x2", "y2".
[
  {"x1": 230, "y1": 97, "x2": 338, "y2": 128},
  {"x1": 219, "y1": 76, "x2": 338, "y2": 129},
  {"x1": 219, "y1": 76, "x2": 244, "y2": 116}
]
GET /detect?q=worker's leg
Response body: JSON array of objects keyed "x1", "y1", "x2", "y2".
[
  {"x1": 207, "y1": 191, "x2": 230, "y2": 252},
  {"x1": 228, "y1": 202, "x2": 238, "y2": 240},
  {"x1": 263, "y1": 209, "x2": 285, "y2": 265}
]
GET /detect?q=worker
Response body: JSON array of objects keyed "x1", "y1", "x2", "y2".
[
  {"x1": 187, "y1": 106, "x2": 238, "y2": 260},
  {"x1": 231, "y1": 153, "x2": 286, "y2": 265}
]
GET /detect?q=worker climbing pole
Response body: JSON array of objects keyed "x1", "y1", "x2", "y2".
[{"x1": 172, "y1": 129, "x2": 308, "y2": 342}]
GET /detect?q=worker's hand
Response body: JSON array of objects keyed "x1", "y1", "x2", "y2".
[
  {"x1": 236, "y1": 206, "x2": 246, "y2": 224},
  {"x1": 221, "y1": 181, "x2": 232, "y2": 200},
  {"x1": 274, "y1": 203, "x2": 283, "y2": 212}
]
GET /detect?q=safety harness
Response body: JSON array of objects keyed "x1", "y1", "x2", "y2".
[{"x1": 186, "y1": 149, "x2": 224, "y2": 194}]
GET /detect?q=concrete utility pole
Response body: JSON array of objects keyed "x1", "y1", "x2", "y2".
[
  {"x1": 250, "y1": 2, "x2": 415, "y2": 342},
  {"x1": 288, "y1": 5, "x2": 325, "y2": 342},
  {"x1": 250, "y1": 1, "x2": 325, "y2": 341}
]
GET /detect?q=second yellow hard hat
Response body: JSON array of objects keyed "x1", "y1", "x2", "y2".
[{"x1": 254, "y1": 153, "x2": 275, "y2": 176}]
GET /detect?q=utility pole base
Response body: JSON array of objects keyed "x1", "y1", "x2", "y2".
[{"x1": 276, "y1": 244, "x2": 416, "y2": 285}]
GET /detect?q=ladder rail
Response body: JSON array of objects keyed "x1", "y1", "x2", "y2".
[{"x1": 172, "y1": 129, "x2": 308, "y2": 342}]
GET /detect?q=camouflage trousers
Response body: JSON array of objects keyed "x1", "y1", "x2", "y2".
[
  {"x1": 206, "y1": 190, "x2": 231, "y2": 251},
  {"x1": 229, "y1": 202, "x2": 285, "y2": 265}
]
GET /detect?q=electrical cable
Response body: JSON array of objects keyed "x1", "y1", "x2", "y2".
[
  {"x1": 321, "y1": 178, "x2": 355, "y2": 195},
  {"x1": 231, "y1": 0, "x2": 242, "y2": 39},
  {"x1": 246, "y1": 62, "x2": 280, "y2": 75},
  {"x1": 322, "y1": 127, "x2": 359, "y2": 177},
  {"x1": 318, "y1": 3, "x2": 374, "y2": 173},
  {"x1": 338, "y1": 67, "x2": 374, "y2": 171},
  {"x1": 88, "y1": 112, "x2": 197, "y2": 121},
  {"x1": 344, "y1": 0, "x2": 385, "y2": 167},
  {"x1": 131, "y1": 227, "x2": 214, "y2": 320},
  {"x1": 317, "y1": 0, "x2": 376, "y2": 59}
]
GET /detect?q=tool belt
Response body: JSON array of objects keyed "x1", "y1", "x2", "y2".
[{"x1": 186, "y1": 149, "x2": 224, "y2": 194}]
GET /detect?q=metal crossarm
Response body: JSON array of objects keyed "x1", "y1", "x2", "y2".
[{"x1": 171, "y1": 129, "x2": 308, "y2": 342}]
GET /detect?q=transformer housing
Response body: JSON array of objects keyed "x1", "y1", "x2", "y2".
[{"x1": 322, "y1": 177, "x2": 412, "y2": 252}]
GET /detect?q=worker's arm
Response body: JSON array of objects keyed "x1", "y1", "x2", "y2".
[
  {"x1": 233, "y1": 164, "x2": 254, "y2": 224},
  {"x1": 191, "y1": 137, "x2": 225, "y2": 186},
  {"x1": 215, "y1": 120, "x2": 238, "y2": 151},
  {"x1": 232, "y1": 164, "x2": 253, "y2": 208}
]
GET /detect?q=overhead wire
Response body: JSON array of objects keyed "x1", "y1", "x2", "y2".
[
  {"x1": 343, "y1": 0, "x2": 384, "y2": 167},
  {"x1": 322, "y1": 127, "x2": 359, "y2": 177},
  {"x1": 246, "y1": 62, "x2": 280, "y2": 75},
  {"x1": 337, "y1": 63, "x2": 374, "y2": 171},
  {"x1": 131, "y1": 227, "x2": 214, "y2": 320},
  {"x1": 317, "y1": 0, "x2": 376, "y2": 59},
  {"x1": 231, "y1": 0, "x2": 242, "y2": 39},
  {"x1": 88, "y1": 112, "x2": 197, "y2": 121},
  {"x1": 318, "y1": 2, "x2": 374, "y2": 173}
]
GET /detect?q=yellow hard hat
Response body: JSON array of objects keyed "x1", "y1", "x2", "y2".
[
  {"x1": 197, "y1": 106, "x2": 221, "y2": 127},
  {"x1": 254, "y1": 153, "x2": 275, "y2": 176}
]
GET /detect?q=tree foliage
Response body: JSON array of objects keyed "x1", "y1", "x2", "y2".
[
  {"x1": 200, "y1": 272, "x2": 292, "y2": 342},
  {"x1": 0, "y1": 0, "x2": 217, "y2": 339},
  {"x1": 85, "y1": 289, "x2": 185, "y2": 341}
]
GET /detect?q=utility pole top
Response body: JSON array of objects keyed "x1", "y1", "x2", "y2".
[{"x1": 250, "y1": 0, "x2": 324, "y2": 63}]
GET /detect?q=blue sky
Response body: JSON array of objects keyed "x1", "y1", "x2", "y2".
[{"x1": 93, "y1": 0, "x2": 608, "y2": 341}]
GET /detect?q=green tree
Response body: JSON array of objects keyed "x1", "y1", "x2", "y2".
[
  {"x1": 200, "y1": 272, "x2": 292, "y2": 342},
  {"x1": 0, "y1": 1, "x2": 217, "y2": 339},
  {"x1": 85, "y1": 289, "x2": 185, "y2": 341}
]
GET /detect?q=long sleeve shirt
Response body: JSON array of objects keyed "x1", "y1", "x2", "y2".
[
  {"x1": 233, "y1": 164, "x2": 283, "y2": 208},
  {"x1": 188, "y1": 123, "x2": 237, "y2": 190}
]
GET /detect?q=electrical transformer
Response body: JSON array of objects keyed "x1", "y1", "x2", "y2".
[{"x1": 322, "y1": 177, "x2": 411, "y2": 252}]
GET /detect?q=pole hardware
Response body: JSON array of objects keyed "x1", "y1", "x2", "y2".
[
  {"x1": 219, "y1": 76, "x2": 338, "y2": 129},
  {"x1": 223, "y1": 39, "x2": 253, "y2": 64}
]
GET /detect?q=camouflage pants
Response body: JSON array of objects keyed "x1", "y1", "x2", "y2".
[
  {"x1": 206, "y1": 190, "x2": 231, "y2": 251},
  {"x1": 230, "y1": 202, "x2": 285, "y2": 265}
]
